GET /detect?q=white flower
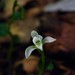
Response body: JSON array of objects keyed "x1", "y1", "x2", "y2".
[
  {"x1": 43, "y1": 36, "x2": 56, "y2": 44},
  {"x1": 33, "y1": 36, "x2": 43, "y2": 50},
  {"x1": 25, "y1": 45, "x2": 37, "y2": 59},
  {"x1": 25, "y1": 30, "x2": 56, "y2": 58}
]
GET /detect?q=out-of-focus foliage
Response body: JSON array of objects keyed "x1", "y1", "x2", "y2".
[
  {"x1": 12, "y1": 9, "x2": 24, "y2": 20},
  {"x1": 0, "y1": 0, "x2": 5, "y2": 10},
  {"x1": 4, "y1": 0, "x2": 15, "y2": 17},
  {"x1": 12, "y1": 35, "x2": 21, "y2": 43},
  {"x1": 0, "y1": 23, "x2": 9, "y2": 37},
  {"x1": 0, "y1": 0, "x2": 75, "y2": 75},
  {"x1": 47, "y1": 63, "x2": 54, "y2": 71}
]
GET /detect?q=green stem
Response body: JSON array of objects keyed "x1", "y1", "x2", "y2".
[
  {"x1": 37, "y1": 49, "x2": 42, "y2": 54},
  {"x1": 39, "y1": 50, "x2": 45, "y2": 75},
  {"x1": 7, "y1": 0, "x2": 20, "y2": 61},
  {"x1": 7, "y1": 20, "x2": 14, "y2": 61},
  {"x1": 7, "y1": 15, "x2": 14, "y2": 61},
  {"x1": 7, "y1": 37, "x2": 13, "y2": 60}
]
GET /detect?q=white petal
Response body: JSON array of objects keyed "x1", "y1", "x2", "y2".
[
  {"x1": 31, "y1": 30, "x2": 38, "y2": 38},
  {"x1": 33, "y1": 36, "x2": 43, "y2": 50},
  {"x1": 36, "y1": 35, "x2": 43, "y2": 40},
  {"x1": 43, "y1": 36, "x2": 56, "y2": 44},
  {"x1": 38, "y1": 44, "x2": 43, "y2": 51},
  {"x1": 25, "y1": 45, "x2": 36, "y2": 58}
]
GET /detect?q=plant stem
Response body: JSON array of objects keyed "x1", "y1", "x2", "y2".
[
  {"x1": 7, "y1": 17, "x2": 14, "y2": 61},
  {"x1": 7, "y1": 18, "x2": 14, "y2": 61},
  {"x1": 39, "y1": 50, "x2": 45, "y2": 75},
  {"x1": 7, "y1": 34, "x2": 13, "y2": 61},
  {"x1": 37, "y1": 49, "x2": 42, "y2": 54}
]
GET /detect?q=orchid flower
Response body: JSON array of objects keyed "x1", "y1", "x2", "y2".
[{"x1": 25, "y1": 30, "x2": 56, "y2": 58}]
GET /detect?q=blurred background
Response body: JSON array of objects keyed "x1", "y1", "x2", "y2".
[{"x1": 0, "y1": 0, "x2": 75, "y2": 75}]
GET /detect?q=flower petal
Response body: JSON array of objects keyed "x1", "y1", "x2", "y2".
[
  {"x1": 43, "y1": 36, "x2": 56, "y2": 44},
  {"x1": 33, "y1": 36, "x2": 43, "y2": 50},
  {"x1": 36, "y1": 35, "x2": 43, "y2": 40},
  {"x1": 31, "y1": 30, "x2": 38, "y2": 38},
  {"x1": 25, "y1": 45, "x2": 36, "y2": 58}
]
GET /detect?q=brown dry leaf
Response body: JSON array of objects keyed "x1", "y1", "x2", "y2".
[
  {"x1": 27, "y1": 7, "x2": 42, "y2": 18},
  {"x1": 60, "y1": 22, "x2": 75, "y2": 50},
  {"x1": 60, "y1": 12, "x2": 75, "y2": 24},
  {"x1": 44, "y1": 15, "x2": 75, "y2": 52},
  {"x1": 44, "y1": 32, "x2": 62, "y2": 53},
  {"x1": 23, "y1": 55, "x2": 40, "y2": 73},
  {"x1": 14, "y1": 55, "x2": 40, "y2": 73},
  {"x1": 44, "y1": 41, "x2": 59, "y2": 53},
  {"x1": 59, "y1": 65, "x2": 71, "y2": 75},
  {"x1": 10, "y1": 18, "x2": 40, "y2": 43}
]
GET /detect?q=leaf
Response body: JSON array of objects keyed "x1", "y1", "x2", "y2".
[
  {"x1": 0, "y1": 23, "x2": 9, "y2": 37},
  {"x1": 47, "y1": 62, "x2": 54, "y2": 71},
  {"x1": 20, "y1": 7, "x2": 27, "y2": 19},
  {"x1": 12, "y1": 7, "x2": 26, "y2": 20},
  {"x1": 12, "y1": 10, "x2": 22, "y2": 20}
]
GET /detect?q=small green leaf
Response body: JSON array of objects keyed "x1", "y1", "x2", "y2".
[
  {"x1": 19, "y1": 6, "x2": 27, "y2": 19},
  {"x1": 0, "y1": 23, "x2": 9, "y2": 37},
  {"x1": 12, "y1": 10, "x2": 22, "y2": 20},
  {"x1": 47, "y1": 62, "x2": 54, "y2": 71},
  {"x1": 12, "y1": 7, "x2": 27, "y2": 20}
]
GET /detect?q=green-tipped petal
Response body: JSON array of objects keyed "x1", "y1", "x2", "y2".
[
  {"x1": 33, "y1": 36, "x2": 43, "y2": 50},
  {"x1": 43, "y1": 36, "x2": 56, "y2": 44},
  {"x1": 36, "y1": 35, "x2": 43, "y2": 40},
  {"x1": 31, "y1": 30, "x2": 38, "y2": 38},
  {"x1": 25, "y1": 45, "x2": 36, "y2": 58}
]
